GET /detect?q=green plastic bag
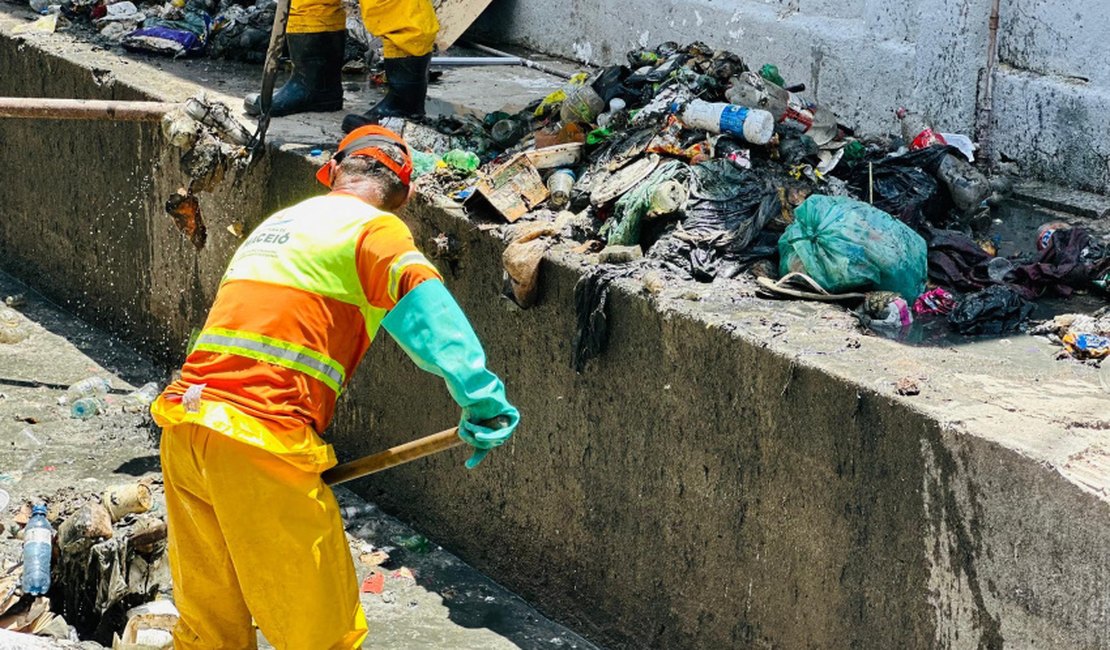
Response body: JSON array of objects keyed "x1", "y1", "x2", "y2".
[{"x1": 779, "y1": 195, "x2": 927, "y2": 300}]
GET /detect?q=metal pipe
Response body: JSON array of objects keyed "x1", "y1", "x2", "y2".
[
  {"x1": 431, "y1": 56, "x2": 526, "y2": 67},
  {"x1": 462, "y1": 41, "x2": 576, "y2": 80},
  {"x1": 975, "y1": 0, "x2": 1002, "y2": 165},
  {"x1": 0, "y1": 97, "x2": 176, "y2": 122}
]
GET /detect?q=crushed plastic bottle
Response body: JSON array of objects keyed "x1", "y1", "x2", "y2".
[
  {"x1": 21, "y1": 504, "x2": 53, "y2": 596},
  {"x1": 0, "y1": 307, "x2": 28, "y2": 344},
  {"x1": 442, "y1": 150, "x2": 480, "y2": 173},
  {"x1": 71, "y1": 396, "x2": 106, "y2": 419},
  {"x1": 986, "y1": 257, "x2": 1014, "y2": 283},
  {"x1": 392, "y1": 534, "x2": 431, "y2": 553},
  {"x1": 126, "y1": 382, "x2": 160, "y2": 410},
  {"x1": 66, "y1": 376, "x2": 111, "y2": 402}
]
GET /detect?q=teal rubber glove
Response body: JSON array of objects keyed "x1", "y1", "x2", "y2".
[{"x1": 381, "y1": 279, "x2": 519, "y2": 468}]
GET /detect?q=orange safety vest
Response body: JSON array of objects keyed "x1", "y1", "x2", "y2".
[{"x1": 152, "y1": 193, "x2": 440, "y2": 471}]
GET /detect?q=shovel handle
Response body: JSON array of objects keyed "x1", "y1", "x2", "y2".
[{"x1": 323, "y1": 428, "x2": 463, "y2": 486}]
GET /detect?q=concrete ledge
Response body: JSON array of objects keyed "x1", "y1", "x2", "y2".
[{"x1": 2, "y1": 12, "x2": 1110, "y2": 648}]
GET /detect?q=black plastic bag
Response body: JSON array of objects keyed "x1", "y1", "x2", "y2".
[
  {"x1": 840, "y1": 146, "x2": 955, "y2": 229},
  {"x1": 947, "y1": 285, "x2": 1033, "y2": 335}
]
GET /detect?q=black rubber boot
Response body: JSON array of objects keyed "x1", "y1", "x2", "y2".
[
  {"x1": 244, "y1": 31, "x2": 346, "y2": 117},
  {"x1": 341, "y1": 53, "x2": 431, "y2": 133}
]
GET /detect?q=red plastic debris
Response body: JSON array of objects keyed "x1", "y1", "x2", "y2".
[{"x1": 360, "y1": 571, "x2": 384, "y2": 595}]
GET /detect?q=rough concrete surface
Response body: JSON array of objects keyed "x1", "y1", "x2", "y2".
[
  {"x1": 1, "y1": 9, "x2": 1110, "y2": 649},
  {"x1": 0, "y1": 271, "x2": 596, "y2": 648},
  {"x1": 472, "y1": 0, "x2": 1110, "y2": 194}
]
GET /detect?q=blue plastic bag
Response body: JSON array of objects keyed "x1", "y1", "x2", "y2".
[{"x1": 779, "y1": 195, "x2": 927, "y2": 300}]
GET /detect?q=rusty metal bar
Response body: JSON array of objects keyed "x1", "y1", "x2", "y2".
[{"x1": 0, "y1": 97, "x2": 177, "y2": 122}]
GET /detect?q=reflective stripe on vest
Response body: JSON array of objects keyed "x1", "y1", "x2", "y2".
[
  {"x1": 193, "y1": 327, "x2": 347, "y2": 394},
  {"x1": 387, "y1": 251, "x2": 436, "y2": 303}
]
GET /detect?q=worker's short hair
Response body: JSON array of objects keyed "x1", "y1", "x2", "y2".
[{"x1": 335, "y1": 143, "x2": 408, "y2": 201}]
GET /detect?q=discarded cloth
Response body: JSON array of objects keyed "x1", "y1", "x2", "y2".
[
  {"x1": 572, "y1": 268, "x2": 630, "y2": 371},
  {"x1": 1010, "y1": 227, "x2": 1110, "y2": 298}
]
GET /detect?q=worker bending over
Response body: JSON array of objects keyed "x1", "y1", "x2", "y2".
[{"x1": 151, "y1": 125, "x2": 518, "y2": 649}]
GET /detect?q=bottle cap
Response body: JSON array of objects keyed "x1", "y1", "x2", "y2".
[
  {"x1": 31, "y1": 504, "x2": 47, "y2": 516},
  {"x1": 742, "y1": 109, "x2": 776, "y2": 145}
]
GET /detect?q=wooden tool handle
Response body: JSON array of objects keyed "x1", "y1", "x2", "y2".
[{"x1": 323, "y1": 427, "x2": 463, "y2": 486}]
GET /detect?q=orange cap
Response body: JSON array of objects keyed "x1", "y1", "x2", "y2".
[{"x1": 316, "y1": 125, "x2": 413, "y2": 189}]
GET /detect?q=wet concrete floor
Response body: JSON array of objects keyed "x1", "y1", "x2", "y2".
[{"x1": 0, "y1": 269, "x2": 598, "y2": 648}]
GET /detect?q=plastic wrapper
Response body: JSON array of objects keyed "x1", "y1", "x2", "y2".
[
  {"x1": 1062, "y1": 332, "x2": 1110, "y2": 360},
  {"x1": 855, "y1": 291, "x2": 913, "y2": 339},
  {"x1": 912, "y1": 287, "x2": 957, "y2": 315},
  {"x1": 779, "y1": 195, "x2": 927, "y2": 299}
]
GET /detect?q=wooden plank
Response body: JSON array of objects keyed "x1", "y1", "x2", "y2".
[{"x1": 433, "y1": 0, "x2": 495, "y2": 52}]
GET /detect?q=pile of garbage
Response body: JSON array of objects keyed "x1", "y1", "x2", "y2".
[
  {"x1": 397, "y1": 41, "x2": 1110, "y2": 366},
  {"x1": 1, "y1": 480, "x2": 174, "y2": 646},
  {"x1": 13, "y1": 0, "x2": 389, "y2": 68}
]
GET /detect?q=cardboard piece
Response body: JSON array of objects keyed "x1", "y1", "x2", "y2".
[
  {"x1": 433, "y1": 0, "x2": 495, "y2": 52},
  {"x1": 465, "y1": 153, "x2": 549, "y2": 222}
]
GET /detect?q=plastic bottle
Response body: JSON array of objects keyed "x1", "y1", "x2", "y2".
[
  {"x1": 21, "y1": 504, "x2": 53, "y2": 596},
  {"x1": 897, "y1": 108, "x2": 989, "y2": 216},
  {"x1": 986, "y1": 257, "x2": 1013, "y2": 283},
  {"x1": 546, "y1": 169, "x2": 576, "y2": 209},
  {"x1": 66, "y1": 376, "x2": 111, "y2": 401},
  {"x1": 934, "y1": 154, "x2": 991, "y2": 216},
  {"x1": 673, "y1": 99, "x2": 775, "y2": 146},
  {"x1": 596, "y1": 98, "x2": 626, "y2": 128},
  {"x1": 126, "y1": 382, "x2": 160, "y2": 409},
  {"x1": 896, "y1": 108, "x2": 947, "y2": 150},
  {"x1": 442, "y1": 150, "x2": 480, "y2": 173},
  {"x1": 71, "y1": 396, "x2": 106, "y2": 419},
  {"x1": 28, "y1": 0, "x2": 50, "y2": 13},
  {"x1": 491, "y1": 118, "x2": 528, "y2": 148},
  {"x1": 1036, "y1": 221, "x2": 1071, "y2": 251},
  {"x1": 0, "y1": 307, "x2": 27, "y2": 344}
]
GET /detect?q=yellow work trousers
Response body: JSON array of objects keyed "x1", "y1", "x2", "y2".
[
  {"x1": 288, "y1": 0, "x2": 439, "y2": 58},
  {"x1": 161, "y1": 423, "x2": 368, "y2": 649}
]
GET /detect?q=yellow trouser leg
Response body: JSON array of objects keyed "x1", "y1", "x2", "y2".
[
  {"x1": 288, "y1": 0, "x2": 345, "y2": 34},
  {"x1": 163, "y1": 424, "x2": 258, "y2": 650},
  {"x1": 162, "y1": 423, "x2": 368, "y2": 650},
  {"x1": 359, "y1": 0, "x2": 440, "y2": 58}
]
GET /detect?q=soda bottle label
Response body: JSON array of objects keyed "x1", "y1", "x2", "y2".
[
  {"x1": 25, "y1": 527, "x2": 51, "y2": 544},
  {"x1": 910, "y1": 128, "x2": 947, "y2": 150},
  {"x1": 718, "y1": 105, "x2": 753, "y2": 134}
]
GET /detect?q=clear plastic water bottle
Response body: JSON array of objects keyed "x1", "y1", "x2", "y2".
[
  {"x1": 21, "y1": 504, "x2": 53, "y2": 596},
  {"x1": 66, "y1": 376, "x2": 111, "y2": 402},
  {"x1": 127, "y1": 382, "x2": 160, "y2": 409},
  {"x1": 71, "y1": 396, "x2": 106, "y2": 419}
]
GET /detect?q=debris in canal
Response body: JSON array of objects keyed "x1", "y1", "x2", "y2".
[{"x1": 164, "y1": 188, "x2": 206, "y2": 250}]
